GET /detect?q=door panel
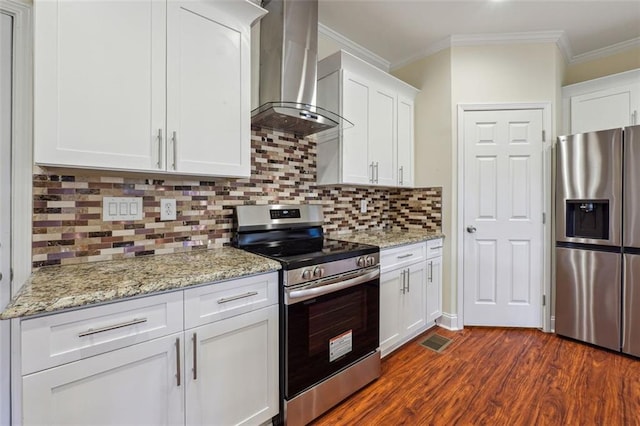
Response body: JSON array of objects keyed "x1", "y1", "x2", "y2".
[
  {"x1": 624, "y1": 125, "x2": 640, "y2": 248},
  {"x1": 34, "y1": 0, "x2": 165, "y2": 170},
  {"x1": 463, "y1": 109, "x2": 543, "y2": 327},
  {"x1": 341, "y1": 71, "x2": 371, "y2": 184},
  {"x1": 555, "y1": 128, "x2": 622, "y2": 246},
  {"x1": 623, "y1": 254, "x2": 640, "y2": 356},
  {"x1": 167, "y1": 1, "x2": 248, "y2": 176},
  {"x1": 556, "y1": 247, "x2": 621, "y2": 351},
  {"x1": 369, "y1": 87, "x2": 396, "y2": 186}
]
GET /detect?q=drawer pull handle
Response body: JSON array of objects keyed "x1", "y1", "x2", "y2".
[
  {"x1": 217, "y1": 291, "x2": 258, "y2": 304},
  {"x1": 397, "y1": 253, "x2": 414, "y2": 259},
  {"x1": 429, "y1": 246, "x2": 443, "y2": 250},
  {"x1": 78, "y1": 318, "x2": 148, "y2": 337}
]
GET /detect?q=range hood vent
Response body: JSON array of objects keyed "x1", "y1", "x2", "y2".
[{"x1": 252, "y1": 0, "x2": 351, "y2": 138}]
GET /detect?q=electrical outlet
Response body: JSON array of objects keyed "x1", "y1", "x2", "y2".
[
  {"x1": 360, "y1": 199, "x2": 368, "y2": 213},
  {"x1": 160, "y1": 199, "x2": 177, "y2": 221}
]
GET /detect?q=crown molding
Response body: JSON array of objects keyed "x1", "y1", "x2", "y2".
[
  {"x1": 570, "y1": 37, "x2": 640, "y2": 64},
  {"x1": 391, "y1": 31, "x2": 568, "y2": 71},
  {"x1": 318, "y1": 22, "x2": 391, "y2": 72}
]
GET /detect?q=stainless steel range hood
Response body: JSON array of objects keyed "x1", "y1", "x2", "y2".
[{"x1": 252, "y1": 0, "x2": 349, "y2": 137}]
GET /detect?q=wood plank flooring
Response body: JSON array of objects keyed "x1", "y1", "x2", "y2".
[{"x1": 311, "y1": 327, "x2": 640, "y2": 426}]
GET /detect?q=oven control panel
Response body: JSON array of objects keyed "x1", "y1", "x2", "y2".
[{"x1": 285, "y1": 253, "x2": 380, "y2": 287}]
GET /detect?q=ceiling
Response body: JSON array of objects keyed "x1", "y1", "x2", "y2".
[{"x1": 318, "y1": 0, "x2": 640, "y2": 69}]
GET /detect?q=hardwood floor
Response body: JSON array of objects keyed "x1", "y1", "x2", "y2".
[{"x1": 311, "y1": 327, "x2": 640, "y2": 425}]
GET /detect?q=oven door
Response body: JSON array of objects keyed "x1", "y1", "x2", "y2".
[{"x1": 284, "y1": 267, "x2": 380, "y2": 399}]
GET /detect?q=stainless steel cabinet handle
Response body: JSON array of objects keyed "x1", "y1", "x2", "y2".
[
  {"x1": 400, "y1": 269, "x2": 406, "y2": 294},
  {"x1": 375, "y1": 162, "x2": 379, "y2": 183},
  {"x1": 192, "y1": 332, "x2": 197, "y2": 380},
  {"x1": 157, "y1": 129, "x2": 163, "y2": 169},
  {"x1": 176, "y1": 337, "x2": 181, "y2": 387},
  {"x1": 217, "y1": 291, "x2": 258, "y2": 304},
  {"x1": 430, "y1": 246, "x2": 443, "y2": 250},
  {"x1": 633, "y1": 110, "x2": 638, "y2": 125},
  {"x1": 171, "y1": 131, "x2": 177, "y2": 170},
  {"x1": 466, "y1": 226, "x2": 477, "y2": 233},
  {"x1": 370, "y1": 162, "x2": 375, "y2": 183},
  {"x1": 428, "y1": 261, "x2": 433, "y2": 283},
  {"x1": 397, "y1": 253, "x2": 414, "y2": 259},
  {"x1": 399, "y1": 166, "x2": 404, "y2": 186},
  {"x1": 406, "y1": 268, "x2": 410, "y2": 292},
  {"x1": 78, "y1": 318, "x2": 147, "y2": 337}
]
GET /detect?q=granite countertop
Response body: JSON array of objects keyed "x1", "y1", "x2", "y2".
[
  {"x1": 331, "y1": 228, "x2": 444, "y2": 249},
  {"x1": 0, "y1": 247, "x2": 281, "y2": 320}
]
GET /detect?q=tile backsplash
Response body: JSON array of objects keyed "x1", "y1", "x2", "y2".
[{"x1": 32, "y1": 129, "x2": 441, "y2": 268}]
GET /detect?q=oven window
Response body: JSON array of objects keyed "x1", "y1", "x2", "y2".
[
  {"x1": 308, "y1": 291, "x2": 366, "y2": 356},
  {"x1": 285, "y1": 279, "x2": 379, "y2": 398}
]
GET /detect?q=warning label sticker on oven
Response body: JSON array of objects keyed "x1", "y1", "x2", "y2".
[{"x1": 329, "y1": 330, "x2": 353, "y2": 362}]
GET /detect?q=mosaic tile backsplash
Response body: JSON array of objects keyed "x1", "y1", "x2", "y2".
[{"x1": 32, "y1": 129, "x2": 442, "y2": 268}]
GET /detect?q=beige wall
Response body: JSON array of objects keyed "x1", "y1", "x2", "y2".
[
  {"x1": 564, "y1": 46, "x2": 640, "y2": 85},
  {"x1": 394, "y1": 43, "x2": 564, "y2": 321},
  {"x1": 392, "y1": 49, "x2": 453, "y2": 314}
]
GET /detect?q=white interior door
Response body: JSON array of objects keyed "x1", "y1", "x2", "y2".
[
  {"x1": 463, "y1": 109, "x2": 543, "y2": 327},
  {"x1": 0, "y1": 11, "x2": 13, "y2": 425}
]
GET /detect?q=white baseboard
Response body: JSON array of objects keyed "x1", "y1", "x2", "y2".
[{"x1": 435, "y1": 313, "x2": 460, "y2": 331}]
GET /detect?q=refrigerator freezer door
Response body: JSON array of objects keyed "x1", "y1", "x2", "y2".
[
  {"x1": 624, "y1": 125, "x2": 640, "y2": 248},
  {"x1": 555, "y1": 247, "x2": 621, "y2": 351},
  {"x1": 623, "y1": 253, "x2": 640, "y2": 357},
  {"x1": 556, "y1": 128, "x2": 622, "y2": 246}
]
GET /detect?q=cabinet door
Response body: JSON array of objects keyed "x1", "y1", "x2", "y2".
[
  {"x1": 369, "y1": 86, "x2": 397, "y2": 186},
  {"x1": 34, "y1": 0, "x2": 165, "y2": 171},
  {"x1": 341, "y1": 71, "x2": 372, "y2": 185},
  {"x1": 379, "y1": 270, "x2": 403, "y2": 357},
  {"x1": 185, "y1": 305, "x2": 279, "y2": 426},
  {"x1": 167, "y1": 0, "x2": 260, "y2": 177},
  {"x1": 570, "y1": 84, "x2": 640, "y2": 134},
  {"x1": 427, "y1": 257, "x2": 443, "y2": 324},
  {"x1": 403, "y1": 264, "x2": 426, "y2": 337},
  {"x1": 396, "y1": 96, "x2": 414, "y2": 187},
  {"x1": 22, "y1": 333, "x2": 183, "y2": 426}
]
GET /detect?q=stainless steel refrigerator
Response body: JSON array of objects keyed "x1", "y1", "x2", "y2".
[{"x1": 555, "y1": 125, "x2": 639, "y2": 357}]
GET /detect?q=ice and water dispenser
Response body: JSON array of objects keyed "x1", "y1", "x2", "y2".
[{"x1": 564, "y1": 200, "x2": 610, "y2": 240}]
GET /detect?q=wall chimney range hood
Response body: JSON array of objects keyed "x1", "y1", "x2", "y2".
[{"x1": 252, "y1": 0, "x2": 350, "y2": 137}]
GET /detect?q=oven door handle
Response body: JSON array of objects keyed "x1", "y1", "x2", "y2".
[{"x1": 287, "y1": 268, "x2": 379, "y2": 303}]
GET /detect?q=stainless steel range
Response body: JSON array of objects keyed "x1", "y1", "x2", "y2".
[{"x1": 233, "y1": 204, "x2": 381, "y2": 426}]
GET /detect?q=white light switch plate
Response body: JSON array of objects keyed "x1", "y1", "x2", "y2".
[
  {"x1": 160, "y1": 199, "x2": 177, "y2": 221},
  {"x1": 103, "y1": 197, "x2": 143, "y2": 221}
]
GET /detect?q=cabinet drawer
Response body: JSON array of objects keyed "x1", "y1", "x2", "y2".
[
  {"x1": 184, "y1": 272, "x2": 278, "y2": 329},
  {"x1": 380, "y1": 242, "x2": 426, "y2": 272},
  {"x1": 21, "y1": 292, "x2": 184, "y2": 375},
  {"x1": 426, "y1": 238, "x2": 444, "y2": 259}
]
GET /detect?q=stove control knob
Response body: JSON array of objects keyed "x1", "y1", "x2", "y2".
[
  {"x1": 302, "y1": 269, "x2": 312, "y2": 280},
  {"x1": 365, "y1": 256, "x2": 375, "y2": 266},
  {"x1": 313, "y1": 267, "x2": 324, "y2": 278},
  {"x1": 357, "y1": 257, "x2": 366, "y2": 268}
]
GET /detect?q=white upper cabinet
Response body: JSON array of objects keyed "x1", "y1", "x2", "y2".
[
  {"x1": 34, "y1": 0, "x2": 266, "y2": 177},
  {"x1": 396, "y1": 96, "x2": 415, "y2": 187},
  {"x1": 562, "y1": 69, "x2": 640, "y2": 135},
  {"x1": 316, "y1": 50, "x2": 419, "y2": 187}
]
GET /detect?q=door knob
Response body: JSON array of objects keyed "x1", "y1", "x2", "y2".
[{"x1": 466, "y1": 226, "x2": 477, "y2": 233}]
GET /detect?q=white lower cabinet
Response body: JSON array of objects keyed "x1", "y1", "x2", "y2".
[
  {"x1": 22, "y1": 333, "x2": 184, "y2": 426},
  {"x1": 185, "y1": 305, "x2": 279, "y2": 426},
  {"x1": 426, "y1": 239, "x2": 444, "y2": 325},
  {"x1": 20, "y1": 272, "x2": 279, "y2": 426},
  {"x1": 379, "y1": 242, "x2": 427, "y2": 357}
]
